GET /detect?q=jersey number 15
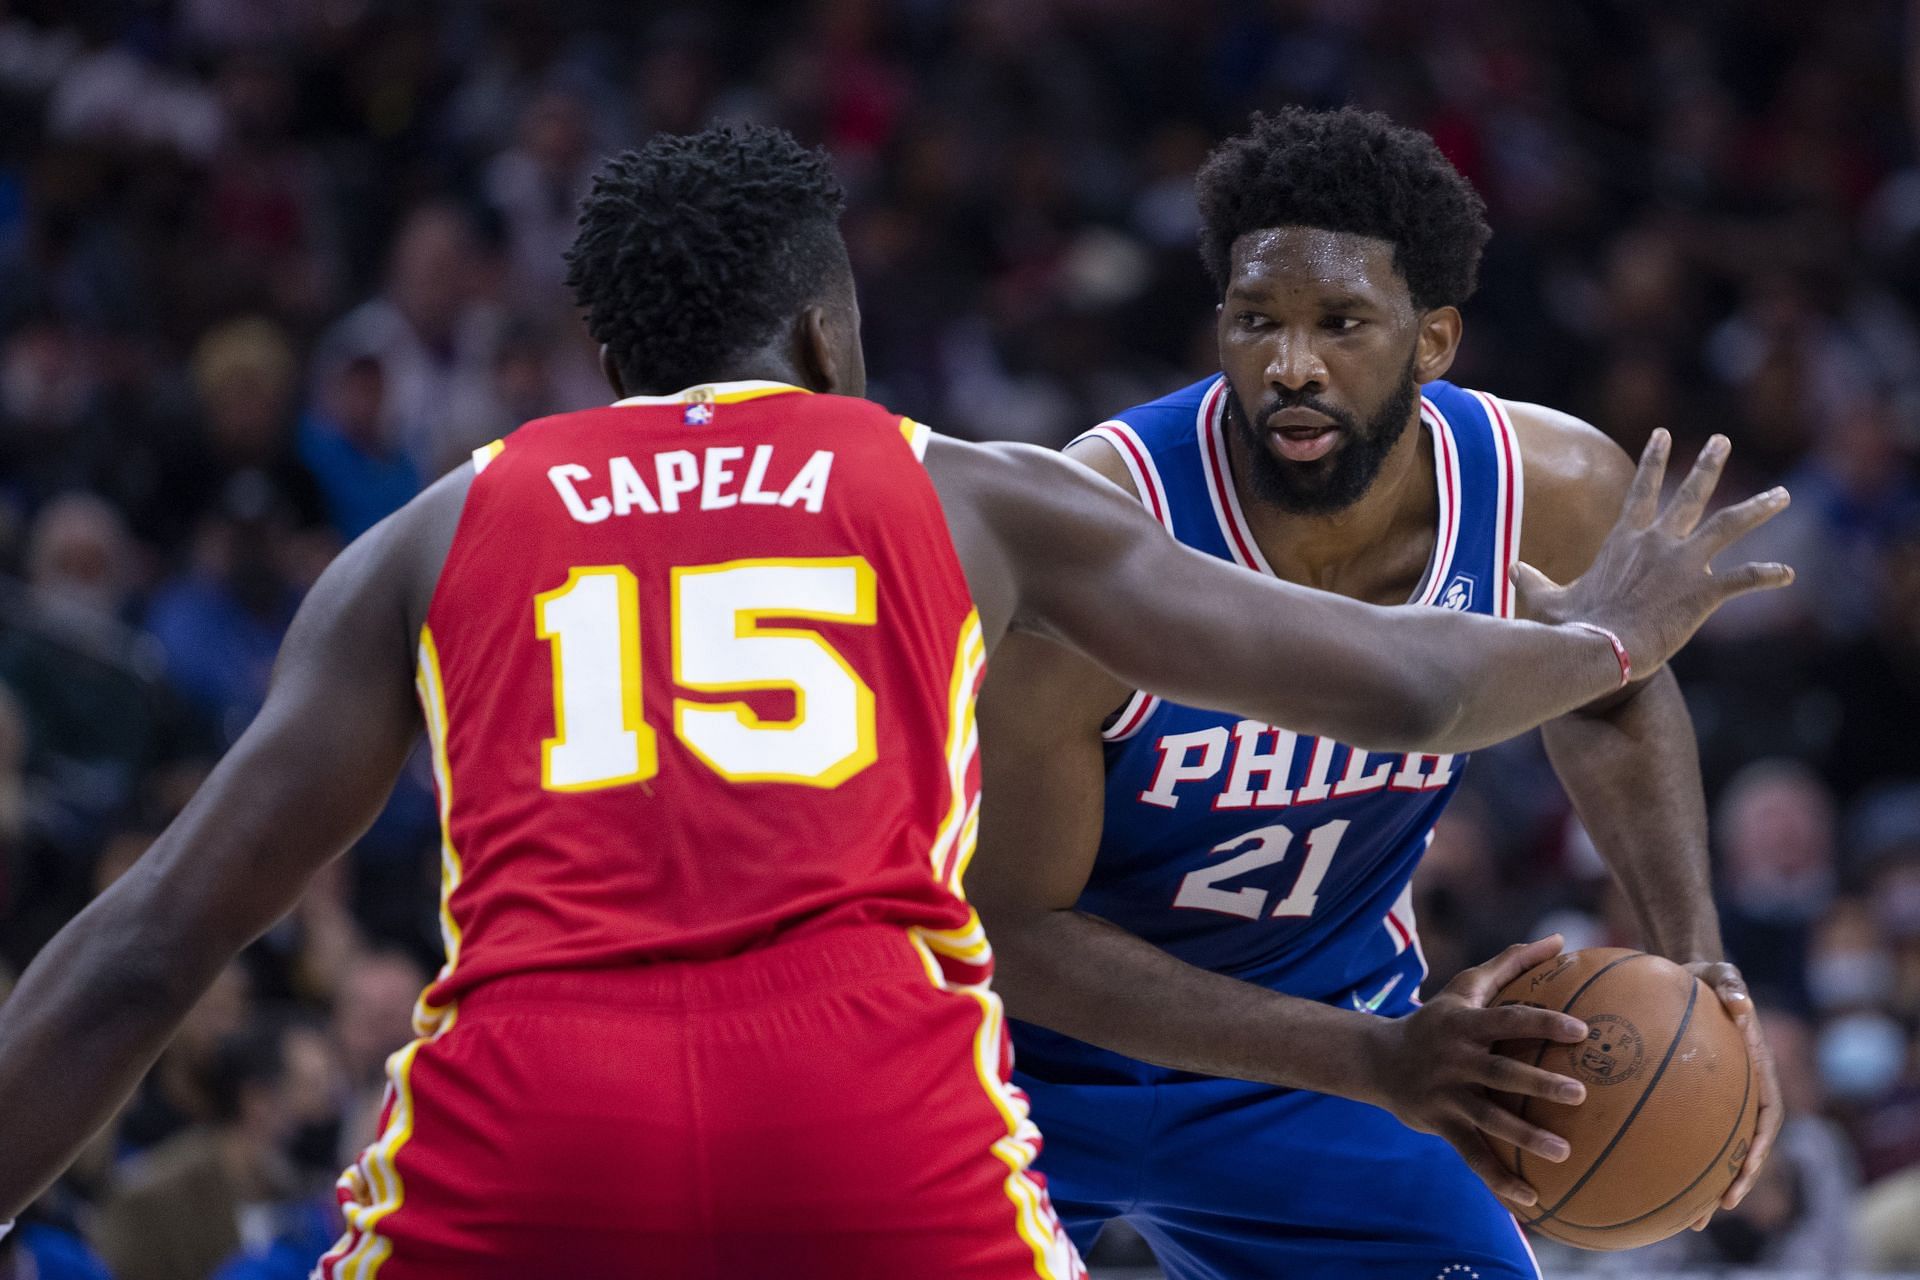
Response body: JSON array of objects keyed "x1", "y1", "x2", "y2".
[{"x1": 534, "y1": 556, "x2": 877, "y2": 792}]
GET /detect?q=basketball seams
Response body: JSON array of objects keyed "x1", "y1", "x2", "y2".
[
  {"x1": 1510, "y1": 951, "x2": 1648, "y2": 1190},
  {"x1": 1522, "y1": 972, "x2": 1700, "y2": 1229},
  {"x1": 1554, "y1": 1040, "x2": 1753, "y2": 1232}
]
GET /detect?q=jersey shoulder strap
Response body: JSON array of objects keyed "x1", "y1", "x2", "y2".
[{"x1": 1417, "y1": 380, "x2": 1525, "y2": 619}]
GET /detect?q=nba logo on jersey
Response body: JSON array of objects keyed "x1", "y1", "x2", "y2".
[
  {"x1": 1439, "y1": 573, "x2": 1476, "y2": 612},
  {"x1": 683, "y1": 386, "x2": 717, "y2": 425}
]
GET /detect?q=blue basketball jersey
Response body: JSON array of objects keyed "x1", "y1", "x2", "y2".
[{"x1": 1011, "y1": 374, "x2": 1525, "y2": 1086}]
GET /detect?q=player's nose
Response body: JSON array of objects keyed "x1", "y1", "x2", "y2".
[{"x1": 1265, "y1": 330, "x2": 1327, "y2": 393}]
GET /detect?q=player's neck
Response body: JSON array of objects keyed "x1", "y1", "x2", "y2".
[
  {"x1": 617, "y1": 358, "x2": 818, "y2": 399},
  {"x1": 1225, "y1": 408, "x2": 1434, "y2": 598}
]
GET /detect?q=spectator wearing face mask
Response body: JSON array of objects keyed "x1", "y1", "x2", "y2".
[
  {"x1": 1825, "y1": 1006, "x2": 1919, "y2": 1182},
  {"x1": 1808, "y1": 898, "x2": 1898, "y2": 1015}
]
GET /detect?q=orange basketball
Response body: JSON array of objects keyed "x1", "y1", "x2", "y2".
[{"x1": 1489, "y1": 948, "x2": 1759, "y2": 1251}]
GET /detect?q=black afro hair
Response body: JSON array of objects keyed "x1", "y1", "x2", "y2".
[
  {"x1": 564, "y1": 124, "x2": 848, "y2": 395},
  {"x1": 1196, "y1": 107, "x2": 1491, "y2": 311}
]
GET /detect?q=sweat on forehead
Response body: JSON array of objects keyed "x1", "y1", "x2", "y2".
[{"x1": 1228, "y1": 228, "x2": 1410, "y2": 304}]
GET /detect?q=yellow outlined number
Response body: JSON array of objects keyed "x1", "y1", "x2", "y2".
[
  {"x1": 536, "y1": 566, "x2": 658, "y2": 791},
  {"x1": 536, "y1": 557, "x2": 878, "y2": 792}
]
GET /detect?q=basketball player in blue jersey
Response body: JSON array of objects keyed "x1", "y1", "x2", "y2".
[{"x1": 969, "y1": 107, "x2": 1783, "y2": 1279}]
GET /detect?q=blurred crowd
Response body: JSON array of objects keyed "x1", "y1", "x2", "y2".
[{"x1": 0, "y1": 0, "x2": 1917, "y2": 1276}]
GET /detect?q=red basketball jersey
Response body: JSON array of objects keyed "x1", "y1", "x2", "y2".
[{"x1": 415, "y1": 382, "x2": 988, "y2": 1016}]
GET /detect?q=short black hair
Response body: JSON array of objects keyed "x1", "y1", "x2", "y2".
[
  {"x1": 1196, "y1": 108, "x2": 1491, "y2": 311},
  {"x1": 565, "y1": 124, "x2": 849, "y2": 394}
]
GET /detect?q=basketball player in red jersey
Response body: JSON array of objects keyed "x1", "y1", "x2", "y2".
[{"x1": 0, "y1": 125, "x2": 1789, "y2": 1278}]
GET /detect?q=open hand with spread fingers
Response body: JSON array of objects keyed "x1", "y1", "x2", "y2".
[{"x1": 1511, "y1": 430, "x2": 1793, "y2": 675}]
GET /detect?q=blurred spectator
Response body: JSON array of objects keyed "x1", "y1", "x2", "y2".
[
  {"x1": 145, "y1": 473, "x2": 305, "y2": 746},
  {"x1": 184, "y1": 316, "x2": 326, "y2": 535},
  {"x1": 1716, "y1": 758, "x2": 1840, "y2": 1000},
  {"x1": 1694, "y1": 1007, "x2": 1861, "y2": 1268},
  {"x1": 312, "y1": 202, "x2": 506, "y2": 479},
  {"x1": 92, "y1": 1021, "x2": 332, "y2": 1280},
  {"x1": 2, "y1": 492, "x2": 169, "y2": 786},
  {"x1": 329, "y1": 949, "x2": 427, "y2": 1159},
  {"x1": 1821, "y1": 538, "x2": 1920, "y2": 797},
  {"x1": 297, "y1": 353, "x2": 416, "y2": 541},
  {"x1": 484, "y1": 87, "x2": 596, "y2": 296},
  {"x1": 1808, "y1": 898, "x2": 1898, "y2": 1016},
  {"x1": 118, "y1": 961, "x2": 250, "y2": 1154}
]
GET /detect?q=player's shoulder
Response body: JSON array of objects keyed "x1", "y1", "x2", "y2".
[
  {"x1": 1499, "y1": 397, "x2": 1634, "y2": 509},
  {"x1": 1065, "y1": 373, "x2": 1222, "y2": 500},
  {"x1": 1472, "y1": 393, "x2": 1635, "y2": 576},
  {"x1": 1093, "y1": 374, "x2": 1221, "y2": 445}
]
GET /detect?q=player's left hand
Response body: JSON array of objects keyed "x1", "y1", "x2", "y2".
[{"x1": 1681, "y1": 961, "x2": 1780, "y2": 1232}]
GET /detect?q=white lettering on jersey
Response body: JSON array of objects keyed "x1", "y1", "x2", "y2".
[
  {"x1": 608, "y1": 456, "x2": 659, "y2": 515},
  {"x1": 1391, "y1": 752, "x2": 1458, "y2": 792},
  {"x1": 656, "y1": 450, "x2": 699, "y2": 512},
  {"x1": 548, "y1": 463, "x2": 611, "y2": 524},
  {"x1": 1293, "y1": 736, "x2": 1338, "y2": 805},
  {"x1": 1214, "y1": 720, "x2": 1298, "y2": 810},
  {"x1": 741, "y1": 445, "x2": 780, "y2": 505},
  {"x1": 551, "y1": 448, "x2": 837, "y2": 523},
  {"x1": 779, "y1": 450, "x2": 834, "y2": 513},
  {"x1": 700, "y1": 446, "x2": 744, "y2": 510},
  {"x1": 1332, "y1": 748, "x2": 1393, "y2": 798},
  {"x1": 1171, "y1": 818, "x2": 1353, "y2": 921},
  {"x1": 1140, "y1": 726, "x2": 1230, "y2": 808},
  {"x1": 1142, "y1": 728, "x2": 1459, "y2": 810}
]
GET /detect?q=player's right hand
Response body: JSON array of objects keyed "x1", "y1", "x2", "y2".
[
  {"x1": 1361, "y1": 935, "x2": 1589, "y2": 1207},
  {"x1": 1510, "y1": 431, "x2": 1793, "y2": 678}
]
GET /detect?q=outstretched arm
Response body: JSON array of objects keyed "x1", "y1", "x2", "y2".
[
  {"x1": 932, "y1": 427, "x2": 1789, "y2": 755},
  {"x1": 0, "y1": 493, "x2": 440, "y2": 1221}
]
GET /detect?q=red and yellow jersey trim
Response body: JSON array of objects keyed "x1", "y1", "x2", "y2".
[
  {"x1": 900, "y1": 416, "x2": 932, "y2": 462},
  {"x1": 905, "y1": 610, "x2": 1080, "y2": 1280},
  {"x1": 320, "y1": 628, "x2": 470, "y2": 1280},
  {"x1": 471, "y1": 438, "x2": 506, "y2": 474}
]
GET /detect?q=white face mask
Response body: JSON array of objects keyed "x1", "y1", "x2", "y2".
[{"x1": 1818, "y1": 1011, "x2": 1908, "y2": 1100}]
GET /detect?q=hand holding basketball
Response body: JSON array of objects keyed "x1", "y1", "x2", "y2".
[
  {"x1": 1358, "y1": 935, "x2": 1589, "y2": 1207},
  {"x1": 1488, "y1": 948, "x2": 1763, "y2": 1250},
  {"x1": 1680, "y1": 960, "x2": 1782, "y2": 1229},
  {"x1": 1510, "y1": 430, "x2": 1794, "y2": 677}
]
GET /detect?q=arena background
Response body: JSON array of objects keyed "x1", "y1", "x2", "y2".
[{"x1": 0, "y1": 0, "x2": 1916, "y2": 1276}]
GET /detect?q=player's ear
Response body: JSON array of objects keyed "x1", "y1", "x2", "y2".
[
  {"x1": 795, "y1": 305, "x2": 843, "y2": 395},
  {"x1": 1414, "y1": 306, "x2": 1462, "y2": 383},
  {"x1": 598, "y1": 345, "x2": 627, "y2": 399}
]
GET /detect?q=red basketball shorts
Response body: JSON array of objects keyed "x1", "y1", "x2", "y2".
[{"x1": 318, "y1": 924, "x2": 1083, "y2": 1279}]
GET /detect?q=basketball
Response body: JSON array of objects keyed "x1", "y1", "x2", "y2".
[{"x1": 1489, "y1": 948, "x2": 1760, "y2": 1251}]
